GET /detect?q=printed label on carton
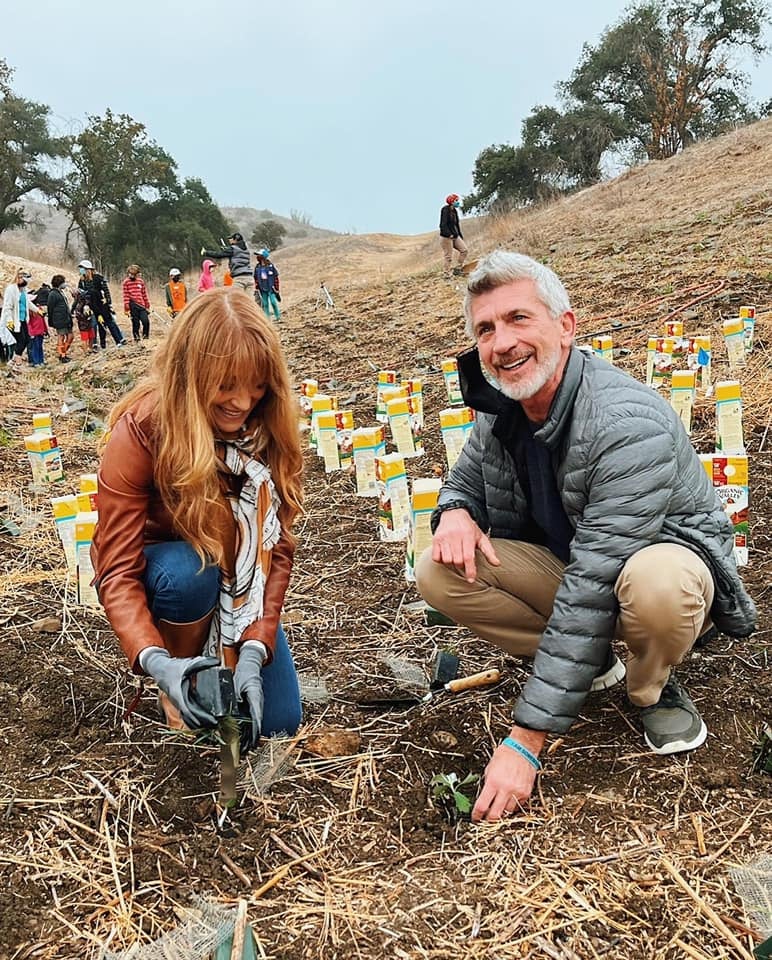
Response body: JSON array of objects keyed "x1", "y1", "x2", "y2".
[
  {"x1": 376, "y1": 454, "x2": 410, "y2": 541},
  {"x1": 352, "y1": 426, "x2": 386, "y2": 496},
  {"x1": 441, "y1": 358, "x2": 463, "y2": 406},
  {"x1": 405, "y1": 478, "x2": 442, "y2": 582},
  {"x1": 700, "y1": 455, "x2": 749, "y2": 566}
]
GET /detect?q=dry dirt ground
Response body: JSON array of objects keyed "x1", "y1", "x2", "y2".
[{"x1": 0, "y1": 121, "x2": 770, "y2": 960}]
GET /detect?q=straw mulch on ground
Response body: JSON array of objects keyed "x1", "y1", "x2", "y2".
[{"x1": 0, "y1": 121, "x2": 770, "y2": 959}]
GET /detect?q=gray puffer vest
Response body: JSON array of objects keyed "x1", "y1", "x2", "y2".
[{"x1": 434, "y1": 346, "x2": 757, "y2": 733}]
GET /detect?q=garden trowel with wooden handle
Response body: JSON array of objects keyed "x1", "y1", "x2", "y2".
[{"x1": 357, "y1": 668, "x2": 502, "y2": 710}]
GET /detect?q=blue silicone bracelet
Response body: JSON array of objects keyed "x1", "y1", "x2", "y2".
[{"x1": 501, "y1": 736, "x2": 542, "y2": 771}]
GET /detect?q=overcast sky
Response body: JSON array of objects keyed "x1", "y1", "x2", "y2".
[{"x1": 10, "y1": 0, "x2": 772, "y2": 236}]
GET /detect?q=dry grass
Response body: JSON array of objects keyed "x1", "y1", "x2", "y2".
[{"x1": 0, "y1": 119, "x2": 771, "y2": 959}]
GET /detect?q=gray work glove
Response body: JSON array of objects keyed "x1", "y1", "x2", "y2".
[
  {"x1": 142, "y1": 648, "x2": 220, "y2": 730},
  {"x1": 234, "y1": 642, "x2": 266, "y2": 753}
]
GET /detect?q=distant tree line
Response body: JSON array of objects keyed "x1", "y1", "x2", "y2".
[
  {"x1": 0, "y1": 58, "x2": 247, "y2": 279},
  {"x1": 465, "y1": 0, "x2": 770, "y2": 213}
]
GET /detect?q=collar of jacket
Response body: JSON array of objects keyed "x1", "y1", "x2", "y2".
[{"x1": 457, "y1": 344, "x2": 585, "y2": 451}]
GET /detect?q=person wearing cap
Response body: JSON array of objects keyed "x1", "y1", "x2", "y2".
[
  {"x1": 201, "y1": 232, "x2": 254, "y2": 292},
  {"x1": 77, "y1": 260, "x2": 127, "y2": 349},
  {"x1": 1, "y1": 268, "x2": 32, "y2": 368},
  {"x1": 254, "y1": 249, "x2": 281, "y2": 321},
  {"x1": 122, "y1": 264, "x2": 151, "y2": 343},
  {"x1": 439, "y1": 194, "x2": 468, "y2": 277},
  {"x1": 164, "y1": 269, "x2": 187, "y2": 318}
]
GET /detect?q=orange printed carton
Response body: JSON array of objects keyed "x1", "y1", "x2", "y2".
[
  {"x1": 722, "y1": 317, "x2": 746, "y2": 370},
  {"x1": 685, "y1": 335, "x2": 711, "y2": 390},
  {"x1": 24, "y1": 432, "x2": 64, "y2": 484},
  {"x1": 352, "y1": 425, "x2": 386, "y2": 496},
  {"x1": 298, "y1": 379, "x2": 318, "y2": 431},
  {"x1": 51, "y1": 494, "x2": 78, "y2": 572},
  {"x1": 592, "y1": 335, "x2": 613, "y2": 364},
  {"x1": 402, "y1": 377, "x2": 424, "y2": 430},
  {"x1": 75, "y1": 510, "x2": 100, "y2": 607},
  {"x1": 309, "y1": 394, "x2": 336, "y2": 452},
  {"x1": 375, "y1": 453, "x2": 410, "y2": 541},
  {"x1": 405, "y1": 478, "x2": 442, "y2": 582},
  {"x1": 440, "y1": 406, "x2": 475, "y2": 470},
  {"x1": 739, "y1": 305, "x2": 756, "y2": 354},
  {"x1": 441, "y1": 357, "x2": 463, "y2": 406},
  {"x1": 715, "y1": 380, "x2": 745, "y2": 455},
  {"x1": 386, "y1": 395, "x2": 424, "y2": 458},
  {"x1": 376, "y1": 370, "x2": 398, "y2": 423},
  {"x1": 670, "y1": 370, "x2": 696, "y2": 435},
  {"x1": 700, "y1": 454, "x2": 749, "y2": 566},
  {"x1": 33, "y1": 412, "x2": 52, "y2": 434}
]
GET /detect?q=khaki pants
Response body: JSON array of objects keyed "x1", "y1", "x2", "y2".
[
  {"x1": 415, "y1": 541, "x2": 714, "y2": 707},
  {"x1": 231, "y1": 275, "x2": 254, "y2": 292},
  {"x1": 440, "y1": 236, "x2": 468, "y2": 272}
]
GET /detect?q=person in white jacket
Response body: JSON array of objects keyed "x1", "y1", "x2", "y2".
[{"x1": 1, "y1": 268, "x2": 31, "y2": 367}]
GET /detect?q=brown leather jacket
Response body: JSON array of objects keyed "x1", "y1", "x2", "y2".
[{"x1": 91, "y1": 395, "x2": 294, "y2": 673}]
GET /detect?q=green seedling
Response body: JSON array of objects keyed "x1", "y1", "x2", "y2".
[
  {"x1": 430, "y1": 771, "x2": 480, "y2": 819},
  {"x1": 752, "y1": 724, "x2": 772, "y2": 776}
]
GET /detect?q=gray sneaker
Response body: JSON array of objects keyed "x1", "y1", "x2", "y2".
[
  {"x1": 640, "y1": 677, "x2": 707, "y2": 755},
  {"x1": 591, "y1": 648, "x2": 626, "y2": 691}
]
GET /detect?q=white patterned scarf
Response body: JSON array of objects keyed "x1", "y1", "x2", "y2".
[{"x1": 206, "y1": 433, "x2": 282, "y2": 657}]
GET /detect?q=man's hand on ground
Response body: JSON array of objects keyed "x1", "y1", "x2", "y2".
[
  {"x1": 432, "y1": 508, "x2": 500, "y2": 582},
  {"x1": 472, "y1": 726, "x2": 547, "y2": 822}
]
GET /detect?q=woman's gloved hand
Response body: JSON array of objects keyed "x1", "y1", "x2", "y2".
[
  {"x1": 234, "y1": 642, "x2": 266, "y2": 752},
  {"x1": 142, "y1": 648, "x2": 220, "y2": 730}
]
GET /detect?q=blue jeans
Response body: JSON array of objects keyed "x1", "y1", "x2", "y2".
[
  {"x1": 143, "y1": 541, "x2": 301, "y2": 735},
  {"x1": 29, "y1": 335, "x2": 45, "y2": 366}
]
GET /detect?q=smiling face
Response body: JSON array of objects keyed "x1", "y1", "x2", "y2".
[
  {"x1": 471, "y1": 278, "x2": 576, "y2": 422},
  {"x1": 210, "y1": 378, "x2": 267, "y2": 439}
]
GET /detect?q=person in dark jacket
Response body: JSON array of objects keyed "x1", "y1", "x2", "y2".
[
  {"x1": 439, "y1": 193, "x2": 467, "y2": 276},
  {"x1": 201, "y1": 232, "x2": 254, "y2": 293},
  {"x1": 415, "y1": 250, "x2": 756, "y2": 822},
  {"x1": 46, "y1": 276, "x2": 74, "y2": 363},
  {"x1": 254, "y1": 249, "x2": 281, "y2": 321},
  {"x1": 77, "y1": 260, "x2": 127, "y2": 349}
]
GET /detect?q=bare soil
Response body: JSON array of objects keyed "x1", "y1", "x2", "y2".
[{"x1": 0, "y1": 120, "x2": 770, "y2": 959}]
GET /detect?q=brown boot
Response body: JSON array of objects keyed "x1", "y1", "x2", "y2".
[{"x1": 156, "y1": 609, "x2": 215, "y2": 729}]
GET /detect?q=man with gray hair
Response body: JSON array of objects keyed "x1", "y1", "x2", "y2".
[{"x1": 415, "y1": 250, "x2": 756, "y2": 822}]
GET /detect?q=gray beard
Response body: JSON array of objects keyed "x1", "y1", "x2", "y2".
[{"x1": 482, "y1": 348, "x2": 562, "y2": 402}]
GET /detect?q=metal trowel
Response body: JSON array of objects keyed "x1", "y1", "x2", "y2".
[{"x1": 357, "y1": 668, "x2": 502, "y2": 710}]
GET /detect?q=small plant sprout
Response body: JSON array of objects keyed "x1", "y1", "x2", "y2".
[{"x1": 430, "y1": 771, "x2": 480, "y2": 818}]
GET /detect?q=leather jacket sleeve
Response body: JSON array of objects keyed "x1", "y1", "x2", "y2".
[
  {"x1": 239, "y1": 530, "x2": 295, "y2": 664},
  {"x1": 91, "y1": 411, "x2": 167, "y2": 673}
]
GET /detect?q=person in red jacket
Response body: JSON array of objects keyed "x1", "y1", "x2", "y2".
[{"x1": 122, "y1": 264, "x2": 151, "y2": 342}]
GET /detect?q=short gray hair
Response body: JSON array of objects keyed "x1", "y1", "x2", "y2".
[{"x1": 463, "y1": 250, "x2": 571, "y2": 338}]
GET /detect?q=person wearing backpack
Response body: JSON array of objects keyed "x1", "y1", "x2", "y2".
[{"x1": 77, "y1": 260, "x2": 127, "y2": 349}]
